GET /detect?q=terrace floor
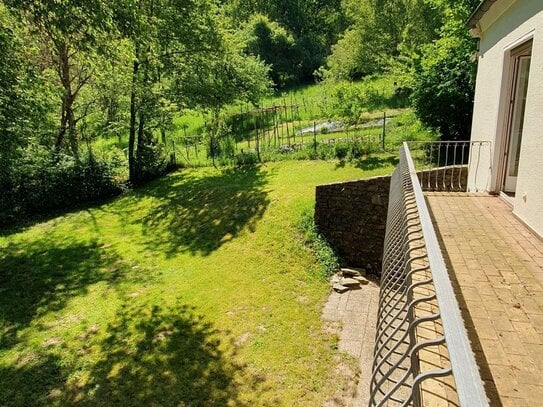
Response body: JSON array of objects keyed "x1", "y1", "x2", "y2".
[{"x1": 426, "y1": 193, "x2": 543, "y2": 407}]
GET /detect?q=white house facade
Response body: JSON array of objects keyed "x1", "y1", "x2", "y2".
[{"x1": 468, "y1": 0, "x2": 543, "y2": 237}]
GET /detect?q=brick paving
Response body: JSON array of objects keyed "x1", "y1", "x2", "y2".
[
  {"x1": 322, "y1": 279, "x2": 380, "y2": 406},
  {"x1": 426, "y1": 193, "x2": 543, "y2": 407}
]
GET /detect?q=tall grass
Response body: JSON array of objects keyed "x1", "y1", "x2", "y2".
[{"x1": 298, "y1": 208, "x2": 340, "y2": 279}]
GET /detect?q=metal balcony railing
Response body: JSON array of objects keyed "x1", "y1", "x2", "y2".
[
  {"x1": 407, "y1": 141, "x2": 492, "y2": 192},
  {"x1": 369, "y1": 143, "x2": 488, "y2": 407}
]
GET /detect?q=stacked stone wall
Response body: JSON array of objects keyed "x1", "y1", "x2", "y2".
[
  {"x1": 315, "y1": 166, "x2": 467, "y2": 275},
  {"x1": 315, "y1": 176, "x2": 390, "y2": 274}
]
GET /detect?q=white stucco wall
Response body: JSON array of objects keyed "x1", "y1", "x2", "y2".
[{"x1": 469, "y1": 0, "x2": 543, "y2": 237}]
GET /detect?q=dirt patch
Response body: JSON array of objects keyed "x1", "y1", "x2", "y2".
[
  {"x1": 234, "y1": 332, "x2": 252, "y2": 347},
  {"x1": 324, "y1": 356, "x2": 360, "y2": 406}
]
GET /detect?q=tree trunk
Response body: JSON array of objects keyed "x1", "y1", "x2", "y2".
[
  {"x1": 55, "y1": 99, "x2": 68, "y2": 154},
  {"x1": 160, "y1": 127, "x2": 166, "y2": 144},
  {"x1": 128, "y1": 48, "x2": 140, "y2": 184},
  {"x1": 55, "y1": 41, "x2": 78, "y2": 159},
  {"x1": 67, "y1": 101, "x2": 78, "y2": 158},
  {"x1": 135, "y1": 108, "x2": 145, "y2": 183}
]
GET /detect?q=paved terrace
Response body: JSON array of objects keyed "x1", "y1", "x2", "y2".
[{"x1": 426, "y1": 193, "x2": 543, "y2": 407}]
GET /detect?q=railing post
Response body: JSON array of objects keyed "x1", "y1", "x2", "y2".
[{"x1": 381, "y1": 111, "x2": 386, "y2": 151}]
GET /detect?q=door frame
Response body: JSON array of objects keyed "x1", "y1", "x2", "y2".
[{"x1": 496, "y1": 38, "x2": 533, "y2": 195}]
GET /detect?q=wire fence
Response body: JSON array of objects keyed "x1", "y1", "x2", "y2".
[{"x1": 169, "y1": 100, "x2": 390, "y2": 166}]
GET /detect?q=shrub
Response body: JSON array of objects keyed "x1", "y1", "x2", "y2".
[
  {"x1": 220, "y1": 136, "x2": 236, "y2": 159},
  {"x1": 242, "y1": 14, "x2": 298, "y2": 88},
  {"x1": 317, "y1": 144, "x2": 335, "y2": 160},
  {"x1": 235, "y1": 151, "x2": 258, "y2": 167},
  {"x1": 135, "y1": 143, "x2": 173, "y2": 184},
  {"x1": 334, "y1": 143, "x2": 349, "y2": 160},
  {"x1": 348, "y1": 142, "x2": 365, "y2": 159},
  {"x1": 410, "y1": 17, "x2": 477, "y2": 141},
  {"x1": 385, "y1": 111, "x2": 438, "y2": 149},
  {"x1": 324, "y1": 76, "x2": 409, "y2": 123},
  {"x1": 0, "y1": 146, "x2": 123, "y2": 226}
]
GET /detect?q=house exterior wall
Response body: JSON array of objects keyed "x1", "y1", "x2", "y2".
[{"x1": 469, "y1": 0, "x2": 543, "y2": 237}]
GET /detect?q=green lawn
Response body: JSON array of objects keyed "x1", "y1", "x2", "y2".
[{"x1": 0, "y1": 159, "x2": 394, "y2": 406}]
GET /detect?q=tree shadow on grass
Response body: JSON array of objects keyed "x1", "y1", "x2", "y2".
[
  {"x1": 1, "y1": 302, "x2": 269, "y2": 406},
  {"x1": 62, "y1": 302, "x2": 268, "y2": 406},
  {"x1": 0, "y1": 353, "x2": 65, "y2": 406},
  {"x1": 353, "y1": 154, "x2": 399, "y2": 171},
  {"x1": 0, "y1": 238, "x2": 140, "y2": 350},
  {"x1": 132, "y1": 166, "x2": 271, "y2": 257},
  {"x1": 0, "y1": 193, "x2": 123, "y2": 237}
]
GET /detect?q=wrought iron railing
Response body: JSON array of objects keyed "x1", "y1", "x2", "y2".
[
  {"x1": 369, "y1": 143, "x2": 488, "y2": 406},
  {"x1": 407, "y1": 141, "x2": 492, "y2": 192}
]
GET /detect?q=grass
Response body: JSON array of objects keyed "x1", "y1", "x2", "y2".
[{"x1": 0, "y1": 158, "x2": 396, "y2": 406}]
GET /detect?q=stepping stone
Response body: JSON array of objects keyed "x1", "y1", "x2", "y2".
[
  {"x1": 353, "y1": 276, "x2": 370, "y2": 285},
  {"x1": 341, "y1": 267, "x2": 366, "y2": 277},
  {"x1": 341, "y1": 278, "x2": 361, "y2": 287},
  {"x1": 333, "y1": 284, "x2": 350, "y2": 293}
]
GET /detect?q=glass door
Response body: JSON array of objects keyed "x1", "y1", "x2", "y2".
[{"x1": 503, "y1": 44, "x2": 532, "y2": 194}]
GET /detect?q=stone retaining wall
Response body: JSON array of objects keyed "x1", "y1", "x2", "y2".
[
  {"x1": 314, "y1": 166, "x2": 467, "y2": 275},
  {"x1": 315, "y1": 175, "x2": 390, "y2": 274}
]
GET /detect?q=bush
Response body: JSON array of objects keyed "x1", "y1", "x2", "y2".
[
  {"x1": 220, "y1": 136, "x2": 236, "y2": 159},
  {"x1": 228, "y1": 139, "x2": 381, "y2": 165},
  {"x1": 242, "y1": 14, "x2": 298, "y2": 88},
  {"x1": 334, "y1": 143, "x2": 349, "y2": 160},
  {"x1": 385, "y1": 111, "x2": 437, "y2": 149},
  {"x1": 0, "y1": 146, "x2": 123, "y2": 226},
  {"x1": 324, "y1": 76, "x2": 409, "y2": 123},
  {"x1": 235, "y1": 151, "x2": 259, "y2": 167},
  {"x1": 135, "y1": 142, "x2": 174, "y2": 184},
  {"x1": 348, "y1": 142, "x2": 366, "y2": 159},
  {"x1": 410, "y1": 17, "x2": 477, "y2": 141},
  {"x1": 317, "y1": 144, "x2": 335, "y2": 160}
]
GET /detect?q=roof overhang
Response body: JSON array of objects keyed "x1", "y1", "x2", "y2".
[{"x1": 467, "y1": 0, "x2": 500, "y2": 37}]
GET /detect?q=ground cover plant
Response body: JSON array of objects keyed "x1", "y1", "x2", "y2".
[{"x1": 0, "y1": 159, "x2": 396, "y2": 406}]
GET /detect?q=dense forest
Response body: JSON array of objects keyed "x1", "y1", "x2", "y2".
[{"x1": 0, "y1": 0, "x2": 480, "y2": 224}]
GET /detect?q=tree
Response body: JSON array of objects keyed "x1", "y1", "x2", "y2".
[
  {"x1": 229, "y1": 0, "x2": 346, "y2": 86},
  {"x1": 114, "y1": 0, "x2": 270, "y2": 183},
  {"x1": 0, "y1": 3, "x2": 27, "y2": 193},
  {"x1": 410, "y1": 1, "x2": 479, "y2": 140},
  {"x1": 112, "y1": 0, "x2": 213, "y2": 182},
  {"x1": 90, "y1": 43, "x2": 132, "y2": 143},
  {"x1": 0, "y1": 4, "x2": 54, "y2": 186},
  {"x1": 172, "y1": 27, "x2": 271, "y2": 164},
  {"x1": 323, "y1": 0, "x2": 445, "y2": 81},
  {"x1": 241, "y1": 14, "x2": 296, "y2": 88},
  {"x1": 6, "y1": 0, "x2": 114, "y2": 159}
]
